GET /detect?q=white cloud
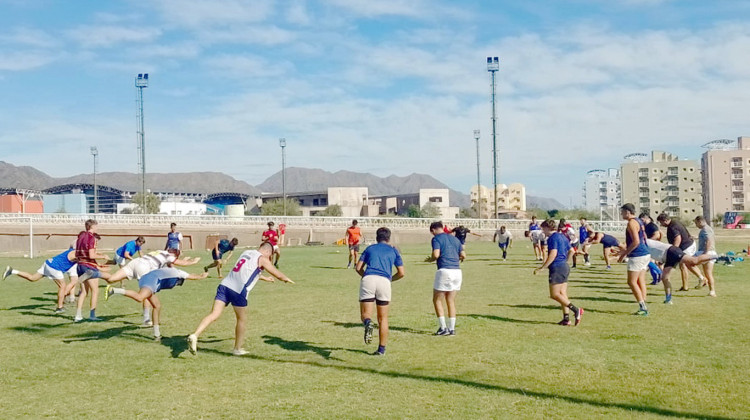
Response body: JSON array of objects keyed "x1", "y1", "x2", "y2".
[
  {"x1": 0, "y1": 50, "x2": 58, "y2": 71},
  {"x1": 66, "y1": 25, "x2": 163, "y2": 48},
  {"x1": 196, "y1": 25, "x2": 297, "y2": 46},
  {"x1": 203, "y1": 53, "x2": 294, "y2": 78},
  {"x1": 0, "y1": 27, "x2": 59, "y2": 48},
  {"x1": 150, "y1": 0, "x2": 275, "y2": 27},
  {"x1": 321, "y1": 0, "x2": 471, "y2": 20},
  {"x1": 286, "y1": 1, "x2": 311, "y2": 25}
]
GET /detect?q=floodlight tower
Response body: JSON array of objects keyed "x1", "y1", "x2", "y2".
[
  {"x1": 90, "y1": 146, "x2": 98, "y2": 213},
  {"x1": 473, "y1": 129, "x2": 481, "y2": 220},
  {"x1": 135, "y1": 73, "x2": 149, "y2": 214},
  {"x1": 486, "y1": 56, "x2": 499, "y2": 220},
  {"x1": 279, "y1": 138, "x2": 287, "y2": 216}
]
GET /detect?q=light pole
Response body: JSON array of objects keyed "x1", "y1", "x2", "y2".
[
  {"x1": 473, "y1": 129, "x2": 481, "y2": 220},
  {"x1": 135, "y1": 73, "x2": 148, "y2": 214},
  {"x1": 486, "y1": 56, "x2": 499, "y2": 220},
  {"x1": 279, "y1": 138, "x2": 287, "y2": 216},
  {"x1": 90, "y1": 146, "x2": 98, "y2": 213}
]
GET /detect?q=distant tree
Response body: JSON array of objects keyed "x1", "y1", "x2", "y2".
[
  {"x1": 319, "y1": 204, "x2": 343, "y2": 217},
  {"x1": 261, "y1": 198, "x2": 302, "y2": 216},
  {"x1": 547, "y1": 209, "x2": 559, "y2": 219},
  {"x1": 526, "y1": 208, "x2": 549, "y2": 220},
  {"x1": 458, "y1": 207, "x2": 476, "y2": 219},
  {"x1": 406, "y1": 204, "x2": 422, "y2": 218},
  {"x1": 421, "y1": 202, "x2": 442, "y2": 218},
  {"x1": 132, "y1": 192, "x2": 161, "y2": 214},
  {"x1": 120, "y1": 207, "x2": 133, "y2": 215},
  {"x1": 712, "y1": 213, "x2": 725, "y2": 227}
]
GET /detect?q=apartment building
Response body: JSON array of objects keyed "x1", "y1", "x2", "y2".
[
  {"x1": 702, "y1": 136, "x2": 750, "y2": 220},
  {"x1": 582, "y1": 169, "x2": 621, "y2": 217},
  {"x1": 469, "y1": 183, "x2": 526, "y2": 218}
]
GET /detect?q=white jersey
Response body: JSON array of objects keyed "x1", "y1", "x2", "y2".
[
  {"x1": 530, "y1": 230, "x2": 546, "y2": 241},
  {"x1": 495, "y1": 230, "x2": 512, "y2": 244},
  {"x1": 646, "y1": 239, "x2": 669, "y2": 263},
  {"x1": 141, "y1": 250, "x2": 177, "y2": 270},
  {"x1": 220, "y1": 250, "x2": 263, "y2": 296}
]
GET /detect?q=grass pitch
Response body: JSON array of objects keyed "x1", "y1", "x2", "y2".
[{"x1": 0, "y1": 240, "x2": 748, "y2": 419}]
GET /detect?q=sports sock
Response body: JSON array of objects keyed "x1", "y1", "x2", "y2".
[
  {"x1": 567, "y1": 303, "x2": 579, "y2": 313},
  {"x1": 89, "y1": 309, "x2": 96, "y2": 318},
  {"x1": 437, "y1": 317, "x2": 446, "y2": 329},
  {"x1": 448, "y1": 317, "x2": 456, "y2": 330},
  {"x1": 11, "y1": 269, "x2": 19, "y2": 275},
  {"x1": 563, "y1": 313, "x2": 570, "y2": 321},
  {"x1": 502, "y1": 250, "x2": 507, "y2": 259},
  {"x1": 75, "y1": 309, "x2": 82, "y2": 319},
  {"x1": 112, "y1": 288, "x2": 126, "y2": 295},
  {"x1": 638, "y1": 301, "x2": 647, "y2": 311},
  {"x1": 584, "y1": 255, "x2": 590, "y2": 263},
  {"x1": 153, "y1": 325, "x2": 161, "y2": 337},
  {"x1": 377, "y1": 345, "x2": 385, "y2": 354}
]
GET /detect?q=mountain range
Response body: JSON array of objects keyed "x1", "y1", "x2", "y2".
[{"x1": 0, "y1": 161, "x2": 566, "y2": 210}]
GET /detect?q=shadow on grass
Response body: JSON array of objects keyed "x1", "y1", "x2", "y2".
[
  {"x1": 576, "y1": 296, "x2": 634, "y2": 304},
  {"x1": 8, "y1": 322, "x2": 69, "y2": 333},
  {"x1": 461, "y1": 313, "x2": 549, "y2": 325},
  {"x1": 62, "y1": 324, "x2": 140, "y2": 343},
  {"x1": 310, "y1": 266, "x2": 350, "y2": 270},
  {"x1": 322, "y1": 320, "x2": 432, "y2": 335},
  {"x1": 29, "y1": 296, "x2": 57, "y2": 303},
  {"x1": 487, "y1": 303, "x2": 630, "y2": 315},
  {"x1": 487, "y1": 263, "x2": 537, "y2": 268},
  {"x1": 238, "y1": 354, "x2": 736, "y2": 420},
  {"x1": 262, "y1": 335, "x2": 344, "y2": 360},
  {"x1": 2, "y1": 304, "x2": 49, "y2": 311}
]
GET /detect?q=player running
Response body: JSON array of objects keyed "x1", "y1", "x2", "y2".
[
  {"x1": 493, "y1": 226, "x2": 513, "y2": 260},
  {"x1": 165, "y1": 223, "x2": 183, "y2": 253},
  {"x1": 585, "y1": 232, "x2": 620, "y2": 269},
  {"x1": 187, "y1": 242, "x2": 294, "y2": 356},
  {"x1": 694, "y1": 216, "x2": 718, "y2": 296},
  {"x1": 619, "y1": 204, "x2": 651, "y2": 316},
  {"x1": 426, "y1": 221, "x2": 465, "y2": 336},
  {"x1": 105, "y1": 267, "x2": 208, "y2": 340},
  {"x1": 263, "y1": 222, "x2": 281, "y2": 267},
  {"x1": 356, "y1": 227, "x2": 405, "y2": 356},
  {"x1": 114, "y1": 236, "x2": 145, "y2": 267},
  {"x1": 657, "y1": 213, "x2": 705, "y2": 291},
  {"x1": 345, "y1": 220, "x2": 362, "y2": 269},
  {"x1": 451, "y1": 225, "x2": 481, "y2": 246},
  {"x1": 3, "y1": 246, "x2": 78, "y2": 313},
  {"x1": 534, "y1": 219, "x2": 583, "y2": 326},
  {"x1": 578, "y1": 218, "x2": 591, "y2": 266},
  {"x1": 203, "y1": 237, "x2": 239, "y2": 277}
]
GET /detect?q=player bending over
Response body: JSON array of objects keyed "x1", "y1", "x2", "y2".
[
  {"x1": 105, "y1": 267, "x2": 208, "y2": 340},
  {"x1": 584, "y1": 232, "x2": 621, "y2": 269},
  {"x1": 113, "y1": 236, "x2": 145, "y2": 267},
  {"x1": 493, "y1": 226, "x2": 513, "y2": 261},
  {"x1": 3, "y1": 247, "x2": 78, "y2": 313},
  {"x1": 187, "y1": 242, "x2": 294, "y2": 356},
  {"x1": 204, "y1": 237, "x2": 239, "y2": 277}
]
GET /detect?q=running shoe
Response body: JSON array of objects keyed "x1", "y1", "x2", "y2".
[
  {"x1": 708, "y1": 291, "x2": 717, "y2": 297},
  {"x1": 373, "y1": 349, "x2": 386, "y2": 356},
  {"x1": 677, "y1": 287, "x2": 689, "y2": 292},
  {"x1": 573, "y1": 308, "x2": 584, "y2": 326},
  {"x1": 2, "y1": 266, "x2": 12, "y2": 280},
  {"x1": 104, "y1": 285, "x2": 112, "y2": 302},
  {"x1": 606, "y1": 265, "x2": 612, "y2": 270},
  {"x1": 434, "y1": 328, "x2": 449, "y2": 336},
  {"x1": 584, "y1": 262, "x2": 591, "y2": 266},
  {"x1": 89, "y1": 316, "x2": 102, "y2": 322},
  {"x1": 232, "y1": 348, "x2": 249, "y2": 356},
  {"x1": 695, "y1": 281, "x2": 707, "y2": 289},
  {"x1": 447, "y1": 329, "x2": 456, "y2": 336},
  {"x1": 54, "y1": 307, "x2": 65, "y2": 314},
  {"x1": 663, "y1": 295, "x2": 673, "y2": 305},
  {"x1": 634, "y1": 309, "x2": 649, "y2": 316},
  {"x1": 557, "y1": 319, "x2": 571, "y2": 326},
  {"x1": 73, "y1": 316, "x2": 84, "y2": 323},
  {"x1": 187, "y1": 334, "x2": 198, "y2": 354},
  {"x1": 143, "y1": 319, "x2": 153, "y2": 327},
  {"x1": 364, "y1": 320, "x2": 374, "y2": 344}
]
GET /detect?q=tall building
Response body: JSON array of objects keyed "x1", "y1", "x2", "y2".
[
  {"x1": 621, "y1": 151, "x2": 702, "y2": 218},
  {"x1": 470, "y1": 183, "x2": 526, "y2": 218},
  {"x1": 582, "y1": 169, "x2": 621, "y2": 218},
  {"x1": 702, "y1": 136, "x2": 750, "y2": 220}
]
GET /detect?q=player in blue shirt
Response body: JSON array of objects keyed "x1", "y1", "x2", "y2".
[
  {"x1": 426, "y1": 221, "x2": 465, "y2": 336},
  {"x1": 577, "y1": 218, "x2": 591, "y2": 266},
  {"x1": 203, "y1": 237, "x2": 239, "y2": 277},
  {"x1": 164, "y1": 223, "x2": 183, "y2": 252},
  {"x1": 534, "y1": 219, "x2": 583, "y2": 326},
  {"x1": 3, "y1": 246, "x2": 78, "y2": 313},
  {"x1": 105, "y1": 267, "x2": 208, "y2": 340},
  {"x1": 619, "y1": 203, "x2": 651, "y2": 316},
  {"x1": 114, "y1": 236, "x2": 145, "y2": 267},
  {"x1": 355, "y1": 227, "x2": 405, "y2": 356}
]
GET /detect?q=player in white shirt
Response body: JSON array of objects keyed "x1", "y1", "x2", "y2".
[
  {"x1": 187, "y1": 242, "x2": 294, "y2": 356},
  {"x1": 493, "y1": 226, "x2": 513, "y2": 260}
]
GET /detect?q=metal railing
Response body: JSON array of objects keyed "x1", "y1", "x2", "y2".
[{"x1": 0, "y1": 213, "x2": 628, "y2": 233}]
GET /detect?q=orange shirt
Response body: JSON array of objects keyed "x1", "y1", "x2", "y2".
[{"x1": 346, "y1": 226, "x2": 361, "y2": 245}]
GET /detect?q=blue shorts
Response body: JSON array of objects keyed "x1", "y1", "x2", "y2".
[
  {"x1": 76, "y1": 264, "x2": 101, "y2": 281},
  {"x1": 214, "y1": 284, "x2": 247, "y2": 307},
  {"x1": 498, "y1": 242, "x2": 509, "y2": 249},
  {"x1": 138, "y1": 272, "x2": 159, "y2": 293},
  {"x1": 548, "y1": 263, "x2": 570, "y2": 284},
  {"x1": 212, "y1": 249, "x2": 224, "y2": 261}
]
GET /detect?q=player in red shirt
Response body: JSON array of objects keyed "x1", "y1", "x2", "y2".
[
  {"x1": 345, "y1": 219, "x2": 362, "y2": 268},
  {"x1": 262, "y1": 221, "x2": 281, "y2": 267}
]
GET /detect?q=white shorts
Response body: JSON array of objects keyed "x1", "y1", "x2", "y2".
[
  {"x1": 114, "y1": 254, "x2": 127, "y2": 267},
  {"x1": 273, "y1": 245, "x2": 280, "y2": 252},
  {"x1": 694, "y1": 250, "x2": 718, "y2": 262},
  {"x1": 37, "y1": 263, "x2": 76, "y2": 281},
  {"x1": 121, "y1": 259, "x2": 154, "y2": 280},
  {"x1": 433, "y1": 268, "x2": 462, "y2": 292},
  {"x1": 359, "y1": 275, "x2": 392, "y2": 303},
  {"x1": 627, "y1": 255, "x2": 651, "y2": 272},
  {"x1": 683, "y1": 242, "x2": 697, "y2": 258}
]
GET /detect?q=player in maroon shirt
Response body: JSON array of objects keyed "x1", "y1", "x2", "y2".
[
  {"x1": 71, "y1": 219, "x2": 111, "y2": 322},
  {"x1": 262, "y1": 221, "x2": 281, "y2": 267}
]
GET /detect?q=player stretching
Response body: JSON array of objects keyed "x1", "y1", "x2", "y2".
[
  {"x1": 585, "y1": 232, "x2": 620, "y2": 269},
  {"x1": 534, "y1": 219, "x2": 583, "y2": 326},
  {"x1": 187, "y1": 242, "x2": 294, "y2": 356},
  {"x1": 203, "y1": 237, "x2": 239, "y2": 277},
  {"x1": 72, "y1": 219, "x2": 110, "y2": 322},
  {"x1": 3, "y1": 247, "x2": 78, "y2": 313},
  {"x1": 345, "y1": 220, "x2": 362, "y2": 268},
  {"x1": 356, "y1": 227, "x2": 405, "y2": 356},
  {"x1": 657, "y1": 213, "x2": 705, "y2": 291},
  {"x1": 694, "y1": 216, "x2": 718, "y2": 297},
  {"x1": 493, "y1": 226, "x2": 513, "y2": 260},
  {"x1": 165, "y1": 222, "x2": 183, "y2": 253},
  {"x1": 619, "y1": 204, "x2": 651, "y2": 316},
  {"x1": 263, "y1": 221, "x2": 281, "y2": 267},
  {"x1": 578, "y1": 218, "x2": 591, "y2": 266},
  {"x1": 426, "y1": 221, "x2": 464, "y2": 336},
  {"x1": 638, "y1": 213, "x2": 663, "y2": 284},
  {"x1": 114, "y1": 236, "x2": 145, "y2": 267},
  {"x1": 105, "y1": 268, "x2": 208, "y2": 340},
  {"x1": 559, "y1": 219, "x2": 579, "y2": 267}
]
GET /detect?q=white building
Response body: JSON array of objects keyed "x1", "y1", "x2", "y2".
[
  {"x1": 582, "y1": 169, "x2": 621, "y2": 218},
  {"x1": 470, "y1": 183, "x2": 526, "y2": 218},
  {"x1": 117, "y1": 200, "x2": 208, "y2": 215}
]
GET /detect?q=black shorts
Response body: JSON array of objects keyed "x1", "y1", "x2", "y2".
[
  {"x1": 665, "y1": 246, "x2": 685, "y2": 268},
  {"x1": 349, "y1": 244, "x2": 360, "y2": 252},
  {"x1": 548, "y1": 264, "x2": 570, "y2": 284},
  {"x1": 212, "y1": 249, "x2": 222, "y2": 261}
]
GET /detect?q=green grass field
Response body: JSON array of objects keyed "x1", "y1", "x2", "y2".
[{"x1": 1, "y1": 240, "x2": 748, "y2": 419}]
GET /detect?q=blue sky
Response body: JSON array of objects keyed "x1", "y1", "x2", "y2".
[{"x1": 1, "y1": 0, "x2": 749, "y2": 204}]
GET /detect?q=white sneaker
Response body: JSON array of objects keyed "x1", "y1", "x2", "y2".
[
  {"x1": 2, "y1": 266, "x2": 12, "y2": 280},
  {"x1": 708, "y1": 291, "x2": 717, "y2": 297},
  {"x1": 74, "y1": 316, "x2": 83, "y2": 323},
  {"x1": 143, "y1": 319, "x2": 153, "y2": 327},
  {"x1": 584, "y1": 262, "x2": 591, "y2": 266},
  {"x1": 232, "y1": 348, "x2": 248, "y2": 356},
  {"x1": 187, "y1": 334, "x2": 198, "y2": 354}
]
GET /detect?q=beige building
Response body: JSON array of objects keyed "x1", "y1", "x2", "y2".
[
  {"x1": 621, "y1": 151, "x2": 702, "y2": 218},
  {"x1": 702, "y1": 136, "x2": 750, "y2": 220},
  {"x1": 470, "y1": 183, "x2": 526, "y2": 218}
]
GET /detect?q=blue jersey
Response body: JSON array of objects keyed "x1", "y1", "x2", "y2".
[
  {"x1": 432, "y1": 233, "x2": 462, "y2": 270},
  {"x1": 138, "y1": 268, "x2": 189, "y2": 293},
  {"x1": 218, "y1": 239, "x2": 234, "y2": 255},
  {"x1": 166, "y1": 231, "x2": 182, "y2": 250},
  {"x1": 116, "y1": 240, "x2": 141, "y2": 258},
  {"x1": 529, "y1": 222, "x2": 540, "y2": 231},
  {"x1": 46, "y1": 247, "x2": 75, "y2": 272},
  {"x1": 601, "y1": 234, "x2": 619, "y2": 248},
  {"x1": 626, "y1": 218, "x2": 650, "y2": 258},
  {"x1": 360, "y1": 243, "x2": 403, "y2": 280},
  {"x1": 547, "y1": 232, "x2": 571, "y2": 268},
  {"x1": 579, "y1": 226, "x2": 589, "y2": 244}
]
